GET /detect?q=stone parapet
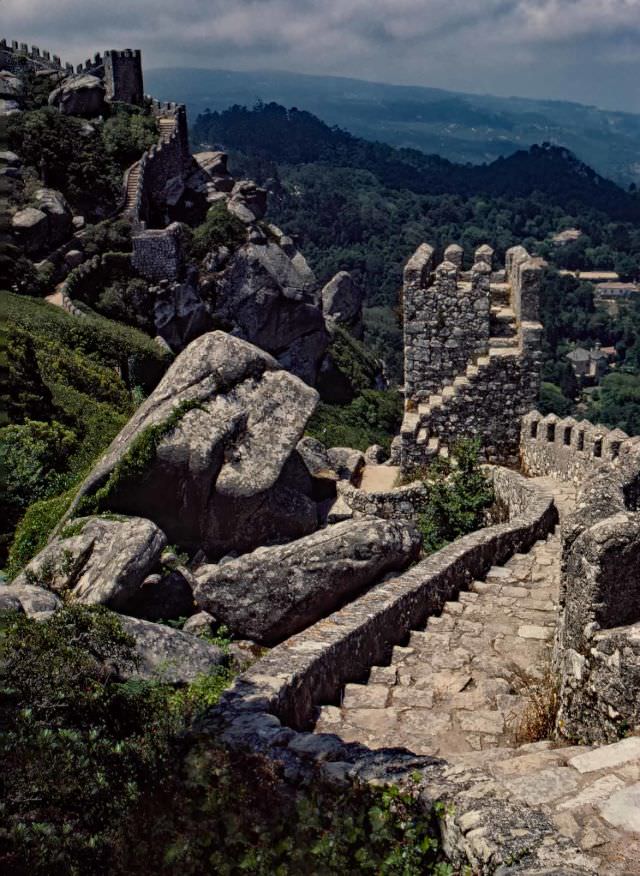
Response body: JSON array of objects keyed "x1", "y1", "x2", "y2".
[{"x1": 193, "y1": 470, "x2": 592, "y2": 873}]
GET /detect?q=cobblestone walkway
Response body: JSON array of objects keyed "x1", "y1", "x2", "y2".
[{"x1": 314, "y1": 477, "x2": 640, "y2": 873}]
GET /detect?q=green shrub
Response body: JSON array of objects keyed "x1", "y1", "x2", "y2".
[
  {"x1": 0, "y1": 605, "x2": 231, "y2": 876},
  {"x1": 188, "y1": 202, "x2": 247, "y2": 261},
  {"x1": 321, "y1": 324, "x2": 382, "y2": 401},
  {"x1": 7, "y1": 489, "x2": 76, "y2": 578},
  {"x1": 413, "y1": 438, "x2": 494, "y2": 554},
  {"x1": 81, "y1": 220, "x2": 133, "y2": 258},
  {"x1": 307, "y1": 389, "x2": 403, "y2": 452},
  {"x1": 1, "y1": 291, "x2": 170, "y2": 393}
]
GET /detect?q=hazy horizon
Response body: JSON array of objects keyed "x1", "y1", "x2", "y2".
[{"x1": 4, "y1": 0, "x2": 640, "y2": 114}]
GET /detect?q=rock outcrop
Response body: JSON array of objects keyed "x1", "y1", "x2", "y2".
[
  {"x1": 0, "y1": 583, "x2": 62, "y2": 617},
  {"x1": 49, "y1": 73, "x2": 105, "y2": 116},
  {"x1": 117, "y1": 615, "x2": 225, "y2": 683},
  {"x1": 207, "y1": 241, "x2": 328, "y2": 386},
  {"x1": 322, "y1": 271, "x2": 364, "y2": 339},
  {"x1": 13, "y1": 516, "x2": 167, "y2": 611},
  {"x1": 66, "y1": 332, "x2": 320, "y2": 558},
  {"x1": 194, "y1": 518, "x2": 422, "y2": 644}
]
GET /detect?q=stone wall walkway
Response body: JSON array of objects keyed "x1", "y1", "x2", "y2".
[{"x1": 314, "y1": 476, "x2": 640, "y2": 874}]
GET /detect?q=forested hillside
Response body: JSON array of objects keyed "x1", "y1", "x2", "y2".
[{"x1": 193, "y1": 102, "x2": 640, "y2": 431}]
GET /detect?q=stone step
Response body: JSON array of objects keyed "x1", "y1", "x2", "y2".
[
  {"x1": 438, "y1": 445, "x2": 449, "y2": 459},
  {"x1": 489, "y1": 346, "x2": 519, "y2": 358},
  {"x1": 427, "y1": 437, "x2": 440, "y2": 452},
  {"x1": 428, "y1": 394, "x2": 443, "y2": 408},
  {"x1": 466, "y1": 364, "x2": 480, "y2": 377},
  {"x1": 417, "y1": 427, "x2": 429, "y2": 445},
  {"x1": 453, "y1": 375, "x2": 471, "y2": 388},
  {"x1": 442, "y1": 386, "x2": 456, "y2": 399},
  {"x1": 489, "y1": 336, "x2": 517, "y2": 348}
]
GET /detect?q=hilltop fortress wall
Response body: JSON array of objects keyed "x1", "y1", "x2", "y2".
[{"x1": 401, "y1": 243, "x2": 544, "y2": 470}]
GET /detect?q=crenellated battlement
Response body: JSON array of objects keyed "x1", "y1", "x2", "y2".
[
  {"x1": 0, "y1": 38, "x2": 73, "y2": 73},
  {"x1": 401, "y1": 243, "x2": 545, "y2": 469}
]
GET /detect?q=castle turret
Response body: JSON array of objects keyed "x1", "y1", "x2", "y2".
[{"x1": 104, "y1": 49, "x2": 143, "y2": 105}]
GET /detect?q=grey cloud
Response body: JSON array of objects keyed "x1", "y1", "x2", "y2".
[{"x1": 3, "y1": 0, "x2": 640, "y2": 110}]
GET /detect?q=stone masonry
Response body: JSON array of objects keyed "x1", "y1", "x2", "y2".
[
  {"x1": 401, "y1": 243, "x2": 545, "y2": 470},
  {"x1": 522, "y1": 412, "x2": 640, "y2": 746}
]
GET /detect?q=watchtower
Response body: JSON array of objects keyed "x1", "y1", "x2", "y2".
[{"x1": 103, "y1": 49, "x2": 143, "y2": 105}]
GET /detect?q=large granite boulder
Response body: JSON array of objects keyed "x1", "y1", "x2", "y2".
[
  {"x1": 0, "y1": 583, "x2": 62, "y2": 617},
  {"x1": 227, "y1": 180, "x2": 268, "y2": 223},
  {"x1": 117, "y1": 615, "x2": 225, "y2": 683},
  {"x1": 322, "y1": 271, "x2": 364, "y2": 339},
  {"x1": 49, "y1": 73, "x2": 105, "y2": 116},
  {"x1": 12, "y1": 207, "x2": 48, "y2": 254},
  {"x1": 13, "y1": 516, "x2": 167, "y2": 611},
  {"x1": 194, "y1": 517, "x2": 422, "y2": 644},
  {"x1": 209, "y1": 241, "x2": 328, "y2": 385},
  {"x1": 65, "y1": 332, "x2": 320, "y2": 558},
  {"x1": 33, "y1": 188, "x2": 73, "y2": 248}
]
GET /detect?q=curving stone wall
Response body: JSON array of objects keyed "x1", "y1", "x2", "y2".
[
  {"x1": 336, "y1": 478, "x2": 427, "y2": 520},
  {"x1": 523, "y1": 410, "x2": 640, "y2": 742},
  {"x1": 194, "y1": 469, "x2": 592, "y2": 873}
]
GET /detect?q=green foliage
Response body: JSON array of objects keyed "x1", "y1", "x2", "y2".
[
  {"x1": 364, "y1": 306, "x2": 404, "y2": 385},
  {"x1": 539, "y1": 382, "x2": 573, "y2": 417},
  {"x1": 319, "y1": 324, "x2": 382, "y2": 403},
  {"x1": 0, "y1": 605, "x2": 231, "y2": 876},
  {"x1": 307, "y1": 389, "x2": 403, "y2": 452},
  {"x1": 147, "y1": 747, "x2": 449, "y2": 876},
  {"x1": 1, "y1": 291, "x2": 170, "y2": 391},
  {"x1": 101, "y1": 106, "x2": 158, "y2": 169},
  {"x1": 587, "y1": 372, "x2": 640, "y2": 434},
  {"x1": 188, "y1": 202, "x2": 247, "y2": 261},
  {"x1": 77, "y1": 399, "x2": 204, "y2": 516},
  {"x1": 81, "y1": 220, "x2": 133, "y2": 258},
  {"x1": 6, "y1": 490, "x2": 76, "y2": 579},
  {"x1": 413, "y1": 439, "x2": 494, "y2": 554},
  {"x1": 5, "y1": 327, "x2": 53, "y2": 422},
  {"x1": 7, "y1": 106, "x2": 155, "y2": 218}
]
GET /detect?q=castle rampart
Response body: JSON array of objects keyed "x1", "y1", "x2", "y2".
[
  {"x1": 401, "y1": 243, "x2": 544, "y2": 470},
  {"x1": 521, "y1": 411, "x2": 640, "y2": 743},
  {"x1": 103, "y1": 49, "x2": 143, "y2": 105},
  {"x1": 0, "y1": 38, "x2": 72, "y2": 73}
]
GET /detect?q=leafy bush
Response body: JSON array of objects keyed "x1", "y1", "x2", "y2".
[
  {"x1": 81, "y1": 220, "x2": 133, "y2": 258},
  {"x1": 307, "y1": 389, "x2": 403, "y2": 452},
  {"x1": 188, "y1": 202, "x2": 247, "y2": 261},
  {"x1": 1, "y1": 291, "x2": 170, "y2": 392},
  {"x1": 0, "y1": 605, "x2": 231, "y2": 876},
  {"x1": 413, "y1": 439, "x2": 494, "y2": 553},
  {"x1": 6, "y1": 489, "x2": 76, "y2": 579}
]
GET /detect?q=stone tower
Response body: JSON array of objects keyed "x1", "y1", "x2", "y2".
[
  {"x1": 103, "y1": 49, "x2": 143, "y2": 105},
  {"x1": 400, "y1": 243, "x2": 545, "y2": 470}
]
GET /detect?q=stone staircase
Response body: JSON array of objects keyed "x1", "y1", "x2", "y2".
[
  {"x1": 158, "y1": 116, "x2": 176, "y2": 142},
  {"x1": 125, "y1": 161, "x2": 141, "y2": 214},
  {"x1": 404, "y1": 342, "x2": 521, "y2": 461}
]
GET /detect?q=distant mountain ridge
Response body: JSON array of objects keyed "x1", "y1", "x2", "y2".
[
  {"x1": 146, "y1": 67, "x2": 640, "y2": 185},
  {"x1": 191, "y1": 102, "x2": 640, "y2": 224}
]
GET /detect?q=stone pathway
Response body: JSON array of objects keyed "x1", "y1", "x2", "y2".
[
  {"x1": 314, "y1": 476, "x2": 640, "y2": 872},
  {"x1": 358, "y1": 464, "x2": 400, "y2": 493},
  {"x1": 316, "y1": 477, "x2": 575, "y2": 758}
]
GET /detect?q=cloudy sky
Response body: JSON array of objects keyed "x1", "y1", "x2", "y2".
[{"x1": 4, "y1": 0, "x2": 640, "y2": 111}]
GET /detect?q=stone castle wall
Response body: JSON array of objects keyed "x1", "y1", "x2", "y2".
[
  {"x1": 128, "y1": 101, "x2": 191, "y2": 230},
  {"x1": 401, "y1": 243, "x2": 544, "y2": 471},
  {"x1": 103, "y1": 49, "x2": 143, "y2": 105},
  {"x1": 0, "y1": 38, "x2": 74, "y2": 74},
  {"x1": 131, "y1": 223, "x2": 185, "y2": 282},
  {"x1": 521, "y1": 411, "x2": 640, "y2": 742}
]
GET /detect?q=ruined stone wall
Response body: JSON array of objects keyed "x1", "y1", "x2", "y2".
[
  {"x1": 527, "y1": 411, "x2": 640, "y2": 742},
  {"x1": 132, "y1": 223, "x2": 184, "y2": 282},
  {"x1": 336, "y1": 479, "x2": 428, "y2": 521},
  {"x1": 103, "y1": 49, "x2": 143, "y2": 105}
]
